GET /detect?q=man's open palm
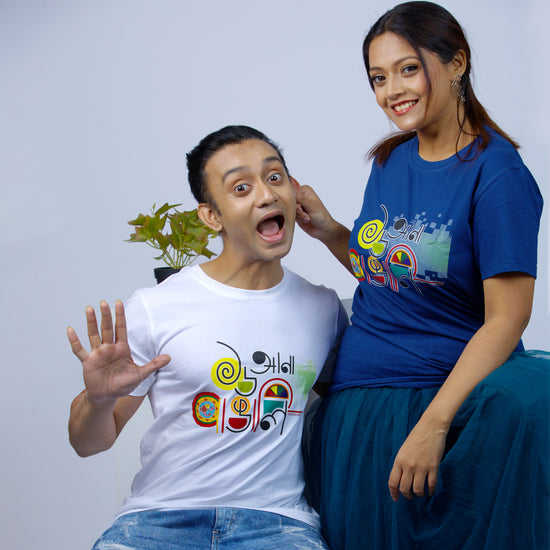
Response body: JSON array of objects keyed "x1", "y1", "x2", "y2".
[{"x1": 67, "y1": 300, "x2": 170, "y2": 403}]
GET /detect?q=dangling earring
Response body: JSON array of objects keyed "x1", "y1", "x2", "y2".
[{"x1": 451, "y1": 76, "x2": 466, "y2": 104}]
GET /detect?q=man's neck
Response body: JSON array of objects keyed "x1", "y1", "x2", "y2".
[{"x1": 199, "y1": 255, "x2": 284, "y2": 290}]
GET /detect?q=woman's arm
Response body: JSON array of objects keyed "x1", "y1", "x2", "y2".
[
  {"x1": 295, "y1": 183, "x2": 353, "y2": 274},
  {"x1": 388, "y1": 272, "x2": 535, "y2": 501}
]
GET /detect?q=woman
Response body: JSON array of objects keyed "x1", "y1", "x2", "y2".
[{"x1": 297, "y1": 2, "x2": 547, "y2": 549}]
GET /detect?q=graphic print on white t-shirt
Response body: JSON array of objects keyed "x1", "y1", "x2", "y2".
[{"x1": 193, "y1": 339, "x2": 317, "y2": 434}]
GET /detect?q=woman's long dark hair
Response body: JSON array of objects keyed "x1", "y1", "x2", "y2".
[{"x1": 364, "y1": 1, "x2": 518, "y2": 164}]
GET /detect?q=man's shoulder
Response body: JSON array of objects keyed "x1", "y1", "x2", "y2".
[
  {"x1": 129, "y1": 265, "x2": 200, "y2": 303},
  {"x1": 283, "y1": 267, "x2": 339, "y2": 301}
]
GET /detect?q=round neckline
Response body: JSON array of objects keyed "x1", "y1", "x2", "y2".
[
  {"x1": 189, "y1": 264, "x2": 289, "y2": 301},
  {"x1": 409, "y1": 135, "x2": 479, "y2": 171}
]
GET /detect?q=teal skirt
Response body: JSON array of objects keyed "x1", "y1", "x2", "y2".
[{"x1": 303, "y1": 351, "x2": 549, "y2": 550}]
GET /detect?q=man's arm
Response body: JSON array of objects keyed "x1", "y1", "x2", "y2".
[
  {"x1": 67, "y1": 300, "x2": 170, "y2": 457},
  {"x1": 69, "y1": 392, "x2": 144, "y2": 457}
]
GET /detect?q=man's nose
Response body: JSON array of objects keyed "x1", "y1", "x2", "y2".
[{"x1": 255, "y1": 180, "x2": 278, "y2": 207}]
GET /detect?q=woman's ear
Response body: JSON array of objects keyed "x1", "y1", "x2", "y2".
[
  {"x1": 451, "y1": 49, "x2": 467, "y2": 78},
  {"x1": 197, "y1": 202, "x2": 223, "y2": 232}
]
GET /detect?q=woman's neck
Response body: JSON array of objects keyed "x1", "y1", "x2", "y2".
[{"x1": 417, "y1": 114, "x2": 475, "y2": 162}]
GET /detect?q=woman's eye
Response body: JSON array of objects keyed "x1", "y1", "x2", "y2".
[
  {"x1": 268, "y1": 173, "x2": 282, "y2": 183},
  {"x1": 371, "y1": 74, "x2": 385, "y2": 85},
  {"x1": 402, "y1": 64, "x2": 418, "y2": 75}
]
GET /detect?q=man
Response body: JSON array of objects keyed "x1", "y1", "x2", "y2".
[{"x1": 68, "y1": 125, "x2": 347, "y2": 549}]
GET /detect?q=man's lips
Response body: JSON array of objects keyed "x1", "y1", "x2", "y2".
[{"x1": 391, "y1": 99, "x2": 418, "y2": 115}]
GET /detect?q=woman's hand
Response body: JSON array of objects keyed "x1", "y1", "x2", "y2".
[
  {"x1": 295, "y1": 183, "x2": 338, "y2": 241},
  {"x1": 294, "y1": 182, "x2": 353, "y2": 273},
  {"x1": 388, "y1": 415, "x2": 448, "y2": 501}
]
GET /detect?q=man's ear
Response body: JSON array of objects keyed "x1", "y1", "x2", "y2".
[
  {"x1": 289, "y1": 176, "x2": 300, "y2": 195},
  {"x1": 197, "y1": 202, "x2": 223, "y2": 232}
]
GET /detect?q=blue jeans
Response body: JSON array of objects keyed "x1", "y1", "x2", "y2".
[{"x1": 92, "y1": 508, "x2": 329, "y2": 549}]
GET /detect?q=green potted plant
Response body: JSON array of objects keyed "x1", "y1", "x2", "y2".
[{"x1": 127, "y1": 202, "x2": 218, "y2": 284}]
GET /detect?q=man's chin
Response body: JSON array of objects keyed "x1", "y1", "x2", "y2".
[{"x1": 261, "y1": 238, "x2": 293, "y2": 262}]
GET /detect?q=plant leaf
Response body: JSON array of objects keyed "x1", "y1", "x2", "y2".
[{"x1": 125, "y1": 204, "x2": 217, "y2": 268}]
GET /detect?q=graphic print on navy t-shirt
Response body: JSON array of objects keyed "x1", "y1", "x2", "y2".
[
  {"x1": 192, "y1": 341, "x2": 316, "y2": 435},
  {"x1": 350, "y1": 203, "x2": 452, "y2": 294}
]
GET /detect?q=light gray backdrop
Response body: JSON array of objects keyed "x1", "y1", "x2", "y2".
[{"x1": 1, "y1": 1, "x2": 548, "y2": 548}]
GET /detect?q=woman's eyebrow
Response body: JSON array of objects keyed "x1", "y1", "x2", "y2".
[{"x1": 369, "y1": 55, "x2": 420, "y2": 72}]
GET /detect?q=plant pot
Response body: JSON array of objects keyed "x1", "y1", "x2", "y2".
[{"x1": 154, "y1": 267, "x2": 180, "y2": 285}]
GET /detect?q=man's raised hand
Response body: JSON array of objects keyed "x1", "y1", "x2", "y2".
[{"x1": 67, "y1": 300, "x2": 170, "y2": 404}]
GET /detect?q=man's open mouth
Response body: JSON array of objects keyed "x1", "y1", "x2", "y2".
[{"x1": 257, "y1": 214, "x2": 285, "y2": 237}]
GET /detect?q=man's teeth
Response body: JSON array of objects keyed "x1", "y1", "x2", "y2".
[{"x1": 394, "y1": 100, "x2": 416, "y2": 112}]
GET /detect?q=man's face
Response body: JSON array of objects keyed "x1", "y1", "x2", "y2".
[{"x1": 199, "y1": 139, "x2": 297, "y2": 265}]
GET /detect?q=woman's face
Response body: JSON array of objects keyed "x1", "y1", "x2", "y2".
[{"x1": 367, "y1": 32, "x2": 459, "y2": 136}]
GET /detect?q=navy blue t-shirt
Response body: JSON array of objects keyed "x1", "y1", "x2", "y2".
[{"x1": 332, "y1": 131, "x2": 543, "y2": 390}]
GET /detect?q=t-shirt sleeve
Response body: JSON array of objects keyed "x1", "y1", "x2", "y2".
[
  {"x1": 125, "y1": 292, "x2": 157, "y2": 397},
  {"x1": 316, "y1": 297, "x2": 350, "y2": 384},
  {"x1": 473, "y1": 165, "x2": 543, "y2": 280}
]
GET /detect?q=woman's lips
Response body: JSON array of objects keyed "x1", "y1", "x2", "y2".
[{"x1": 392, "y1": 99, "x2": 418, "y2": 115}]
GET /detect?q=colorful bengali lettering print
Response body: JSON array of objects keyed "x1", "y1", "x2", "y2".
[
  {"x1": 351, "y1": 204, "x2": 451, "y2": 294},
  {"x1": 192, "y1": 341, "x2": 315, "y2": 436}
]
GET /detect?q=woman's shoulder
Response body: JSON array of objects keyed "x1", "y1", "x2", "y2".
[
  {"x1": 473, "y1": 130, "x2": 542, "y2": 207},
  {"x1": 476, "y1": 128, "x2": 524, "y2": 166},
  {"x1": 372, "y1": 135, "x2": 416, "y2": 169}
]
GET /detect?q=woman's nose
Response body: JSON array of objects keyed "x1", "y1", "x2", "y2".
[{"x1": 386, "y1": 74, "x2": 404, "y2": 99}]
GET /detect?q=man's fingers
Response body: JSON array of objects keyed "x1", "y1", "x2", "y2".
[
  {"x1": 85, "y1": 301, "x2": 124, "y2": 347},
  {"x1": 100, "y1": 301, "x2": 114, "y2": 344},
  {"x1": 86, "y1": 306, "x2": 101, "y2": 349},
  {"x1": 67, "y1": 326, "x2": 88, "y2": 362},
  {"x1": 139, "y1": 354, "x2": 171, "y2": 380},
  {"x1": 114, "y1": 300, "x2": 128, "y2": 344},
  {"x1": 69, "y1": 300, "x2": 127, "y2": 362}
]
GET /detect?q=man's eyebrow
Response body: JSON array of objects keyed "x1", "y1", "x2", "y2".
[
  {"x1": 221, "y1": 156, "x2": 283, "y2": 183},
  {"x1": 369, "y1": 55, "x2": 420, "y2": 72}
]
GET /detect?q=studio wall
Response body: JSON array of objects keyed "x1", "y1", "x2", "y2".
[{"x1": 1, "y1": 1, "x2": 547, "y2": 548}]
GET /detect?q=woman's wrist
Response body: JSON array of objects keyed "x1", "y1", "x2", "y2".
[{"x1": 321, "y1": 220, "x2": 350, "y2": 248}]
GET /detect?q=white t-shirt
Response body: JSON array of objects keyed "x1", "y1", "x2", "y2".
[{"x1": 116, "y1": 265, "x2": 347, "y2": 527}]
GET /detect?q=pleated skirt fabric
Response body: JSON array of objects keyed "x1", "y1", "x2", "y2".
[{"x1": 303, "y1": 351, "x2": 549, "y2": 550}]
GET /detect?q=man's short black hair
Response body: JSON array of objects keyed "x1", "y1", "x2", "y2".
[{"x1": 186, "y1": 125, "x2": 290, "y2": 205}]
